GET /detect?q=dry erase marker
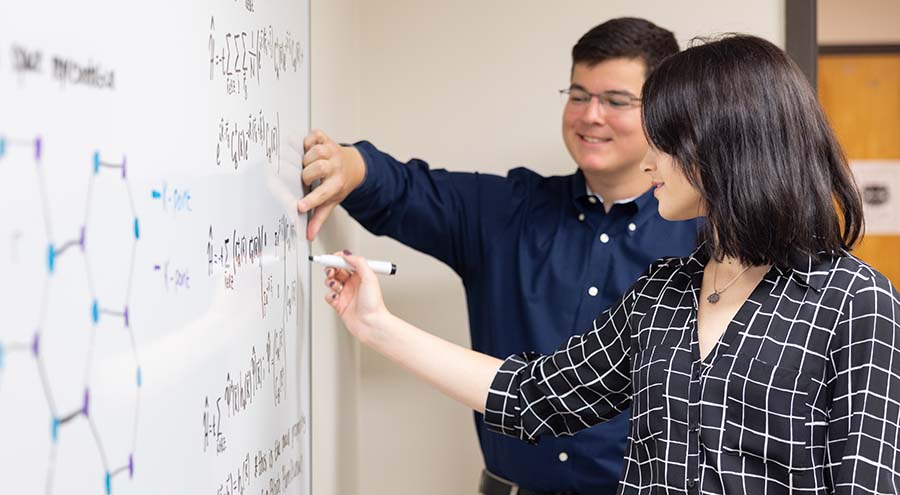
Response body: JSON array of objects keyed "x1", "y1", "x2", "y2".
[{"x1": 308, "y1": 255, "x2": 397, "y2": 276}]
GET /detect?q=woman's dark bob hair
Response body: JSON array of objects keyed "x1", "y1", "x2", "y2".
[{"x1": 642, "y1": 34, "x2": 863, "y2": 267}]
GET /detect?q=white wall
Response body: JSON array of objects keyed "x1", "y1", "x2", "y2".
[
  {"x1": 309, "y1": 1, "x2": 361, "y2": 494},
  {"x1": 350, "y1": 2, "x2": 786, "y2": 495},
  {"x1": 819, "y1": 0, "x2": 900, "y2": 44}
]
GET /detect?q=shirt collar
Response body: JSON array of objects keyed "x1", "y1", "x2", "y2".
[
  {"x1": 776, "y1": 250, "x2": 834, "y2": 292},
  {"x1": 585, "y1": 184, "x2": 642, "y2": 206},
  {"x1": 569, "y1": 169, "x2": 655, "y2": 213}
]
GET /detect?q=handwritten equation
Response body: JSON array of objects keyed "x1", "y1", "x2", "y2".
[
  {"x1": 264, "y1": 215, "x2": 298, "y2": 321},
  {"x1": 207, "y1": 223, "x2": 265, "y2": 290},
  {"x1": 208, "y1": 16, "x2": 304, "y2": 100},
  {"x1": 213, "y1": 418, "x2": 306, "y2": 495},
  {"x1": 207, "y1": 215, "x2": 297, "y2": 320},
  {"x1": 202, "y1": 327, "x2": 289, "y2": 456},
  {"x1": 215, "y1": 110, "x2": 280, "y2": 171}
]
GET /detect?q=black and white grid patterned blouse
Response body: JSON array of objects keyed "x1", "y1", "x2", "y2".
[{"x1": 485, "y1": 246, "x2": 900, "y2": 494}]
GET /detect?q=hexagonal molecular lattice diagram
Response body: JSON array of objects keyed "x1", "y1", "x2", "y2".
[
  {"x1": 0, "y1": 138, "x2": 142, "y2": 495},
  {"x1": 0, "y1": 134, "x2": 53, "y2": 495}
]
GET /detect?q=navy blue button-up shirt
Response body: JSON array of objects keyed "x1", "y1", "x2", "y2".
[{"x1": 342, "y1": 141, "x2": 699, "y2": 494}]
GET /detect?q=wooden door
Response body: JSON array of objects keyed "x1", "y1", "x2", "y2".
[{"x1": 819, "y1": 52, "x2": 900, "y2": 284}]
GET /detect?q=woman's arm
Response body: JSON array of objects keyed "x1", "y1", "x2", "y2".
[
  {"x1": 484, "y1": 295, "x2": 634, "y2": 442},
  {"x1": 826, "y1": 270, "x2": 900, "y2": 493},
  {"x1": 364, "y1": 311, "x2": 502, "y2": 413},
  {"x1": 325, "y1": 251, "x2": 644, "y2": 441},
  {"x1": 324, "y1": 251, "x2": 501, "y2": 412}
]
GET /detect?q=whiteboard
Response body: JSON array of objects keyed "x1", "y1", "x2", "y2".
[{"x1": 0, "y1": 1, "x2": 312, "y2": 494}]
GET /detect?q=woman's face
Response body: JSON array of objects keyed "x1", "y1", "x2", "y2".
[{"x1": 641, "y1": 147, "x2": 706, "y2": 221}]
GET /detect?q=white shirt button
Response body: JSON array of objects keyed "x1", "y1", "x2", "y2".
[
  {"x1": 588, "y1": 286, "x2": 598, "y2": 297},
  {"x1": 600, "y1": 233, "x2": 610, "y2": 243},
  {"x1": 587, "y1": 196, "x2": 598, "y2": 205},
  {"x1": 558, "y1": 452, "x2": 569, "y2": 462},
  {"x1": 628, "y1": 223, "x2": 637, "y2": 232},
  {"x1": 577, "y1": 213, "x2": 585, "y2": 222}
]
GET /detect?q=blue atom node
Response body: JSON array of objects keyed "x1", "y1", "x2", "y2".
[
  {"x1": 51, "y1": 417, "x2": 59, "y2": 442},
  {"x1": 47, "y1": 244, "x2": 56, "y2": 274},
  {"x1": 92, "y1": 300, "x2": 100, "y2": 324}
]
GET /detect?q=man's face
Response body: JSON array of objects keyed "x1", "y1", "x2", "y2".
[{"x1": 562, "y1": 59, "x2": 648, "y2": 177}]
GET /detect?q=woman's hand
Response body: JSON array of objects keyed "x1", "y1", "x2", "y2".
[
  {"x1": 324, "y1": 250, "x2": 389, "y2": 343},
  {"x1": 323, "y1": 250, "x2": 500, "y2": 413}
]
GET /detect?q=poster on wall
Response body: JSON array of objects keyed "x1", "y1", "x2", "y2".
[{"x1": 850, "y1": 160, "x2": 900, "y2": 235}]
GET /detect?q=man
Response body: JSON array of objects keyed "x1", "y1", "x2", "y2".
[{"x1": 299, "y1": 17, "x2": 699, "y2": 495}]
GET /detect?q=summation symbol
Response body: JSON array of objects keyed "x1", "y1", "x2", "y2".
[
  {"x1": 0, "y1": 135, "x2": 143, "y2": 494},
  {"x1": 208, "y1": 15, "x2": 304, "y2": 100}
]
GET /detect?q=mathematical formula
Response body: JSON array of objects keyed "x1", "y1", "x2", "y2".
[
  {"x1": 216, "y1": 110, "x2": 280, "y2": 171},
  {"x1": 202, "y1": 327, "x2": 289, "y2": 456},
  {"x1": 213, "y1": 419, "x2": 306, "y2": 495},
  {"x1": 208, "y1": 16, "x2": 304, "y2": 100}
]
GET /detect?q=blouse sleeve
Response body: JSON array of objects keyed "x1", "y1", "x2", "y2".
[
  {"x1": 826, "y1": 270, "x2": 900, "y2": 494},
  {"x1": 481, "y1": 260, "x2": 662, "y2": 443}
]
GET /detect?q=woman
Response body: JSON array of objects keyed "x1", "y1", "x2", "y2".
[{"x1": 323, "y1": 35, "x2": 900, "y2": 494}]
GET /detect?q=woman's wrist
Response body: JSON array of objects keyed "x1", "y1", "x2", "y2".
[{"x1": 358, "y1": 307, "x2": 394, "y2": 347}]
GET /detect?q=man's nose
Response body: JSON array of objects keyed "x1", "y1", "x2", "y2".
[{"x1": 580, "y1": 96, "x2": 607, "y2": 125}]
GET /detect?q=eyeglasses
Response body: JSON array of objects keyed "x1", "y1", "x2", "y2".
[{"x1": 559, "y1": 87, "x2": 641, "y2": 111}]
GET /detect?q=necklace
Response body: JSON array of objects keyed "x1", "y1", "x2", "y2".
[{"x1": 706, "y1": 262, "x2": 752, "y2": 304}]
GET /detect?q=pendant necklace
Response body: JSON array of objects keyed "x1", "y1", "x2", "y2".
[{"x1": 707, "y1": 262, "x2": 752, "y2": 304}]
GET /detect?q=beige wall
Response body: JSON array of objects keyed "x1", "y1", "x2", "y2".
[
  {"x1": 310, "y1": 1, "x2": 361, "y2": 494},
  {"x1": 350, "y1": 2, "x2": 786, "y2": 495},
  {"x1": 819, "y1": 0, "x2": 900, "y2": 44}
]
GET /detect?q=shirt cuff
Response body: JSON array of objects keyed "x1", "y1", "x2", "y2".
[
  {"x1": 483, "y1": 353, "x2": 538, "y2": 443},
  {"x1": 341, "y1": 140, "x2": 382, "y2": 212}
]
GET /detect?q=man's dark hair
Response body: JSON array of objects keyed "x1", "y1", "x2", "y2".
[
  {"x1": 572, "y1": 18, "x2": 679, "y2": 74},
  {"x1": 641, "y1": 34, "x2": 864, "y2": 267}
]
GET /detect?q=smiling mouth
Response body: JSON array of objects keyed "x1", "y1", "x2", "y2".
[{"x1": 579, "y1": 134, "x2": 612, "y2": 144}]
